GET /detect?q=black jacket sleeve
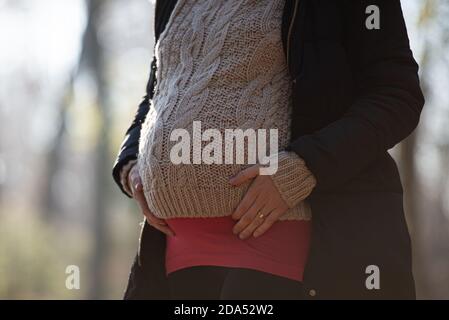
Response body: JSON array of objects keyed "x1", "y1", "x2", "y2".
[
  {"x1": 112, "y1": 57, "x2": 157, "y2": 197},
  {"x1": 288, "y1": 0, "x2": 425, "y2": 191},
  {"x1": 111, "y1": 1, "x2": 176, "y2": 197}
]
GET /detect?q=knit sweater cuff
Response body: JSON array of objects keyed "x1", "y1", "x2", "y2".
[
  {"x1": 119, "y1": 159, "x2": 138, "y2": 197},
  {"x1": 268, "y1": 151, "x2": 317, "y2": 209}
]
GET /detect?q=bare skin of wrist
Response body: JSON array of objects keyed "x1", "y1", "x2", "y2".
[{"x1": 127, "y1": 164, "x2": 175, "y2": 236}]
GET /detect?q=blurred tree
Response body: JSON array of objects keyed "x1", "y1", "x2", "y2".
[
  {"x1": 41, "y1": 78, "x2": 72, "y2": 221},
  {"x1": 400, "y1": 0, "x2": 433, "y2": 297},
  {"x1": 40, "y1": 0, "x2": 110, "y2": 298},
  {"x1": 401, "y1": 0, "x2": 449, "y2": 298},
  {"x1": 78, "y1": 0, "x2": 109, "y2": 299}
]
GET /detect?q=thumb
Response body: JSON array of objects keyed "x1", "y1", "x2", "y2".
[
  {"x1": 129, "y1": 168, "x2": 142, "y2": 192},
  {"x1": 229, "y1": 165, "x2": 260, "y2": 186}
]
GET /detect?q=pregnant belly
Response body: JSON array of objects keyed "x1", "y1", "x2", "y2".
[{"x1": 139, "y1": 163, "x2": 250, "y2": 219}]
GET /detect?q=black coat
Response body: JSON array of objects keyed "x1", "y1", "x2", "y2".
[{"x1": 112, "y1": 0, "x2": 425, "y2": 299}]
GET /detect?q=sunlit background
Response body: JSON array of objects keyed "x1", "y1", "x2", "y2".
[{"x1": 0, "y1": 0, "x2": 448, "y2": 299}]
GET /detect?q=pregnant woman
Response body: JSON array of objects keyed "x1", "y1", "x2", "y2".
[{"x1": 113, "y1": 0, "x2": 424, "y2": 299}]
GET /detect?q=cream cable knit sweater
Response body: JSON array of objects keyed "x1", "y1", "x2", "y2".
[{"x1": 137, "y1": 0, "x2": 316, "y2": 220}]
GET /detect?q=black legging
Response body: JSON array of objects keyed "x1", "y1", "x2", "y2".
[{"x1": 167, "y1": 266, "x2": 304, "y2": 300}]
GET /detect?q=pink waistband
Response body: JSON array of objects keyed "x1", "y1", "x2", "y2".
[{"x1": 165, "y1": 215, "x2": 311, "y2": 282}]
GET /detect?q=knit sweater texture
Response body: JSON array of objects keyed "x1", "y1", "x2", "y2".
[{"x1": 138, "y1": 0, "x2": 315, "y2": 220}]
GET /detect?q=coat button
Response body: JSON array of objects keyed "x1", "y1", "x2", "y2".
[{"x1": 308, "y1": 289, "x2": 317, "y2": 297}]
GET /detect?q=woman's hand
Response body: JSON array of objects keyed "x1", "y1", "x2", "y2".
[
  {"x1": 229, "y1": 164, "x2": 289, "y2": 239},
  {"x1": 127, "y1": 164, "x2": 175, "y2": 236}
]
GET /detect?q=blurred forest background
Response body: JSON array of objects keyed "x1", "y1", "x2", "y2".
[{"x1": 0, "y1": 0, "x2": 448, "y2": 299}]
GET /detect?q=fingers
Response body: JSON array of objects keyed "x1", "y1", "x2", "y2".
[
  {"x1": 229, "y1": 164, "x2": 260, "y2": 186},
  {"x1": 236, "y1": 205, "x2": 274, "y2": 240},
  {"x1": 232, "y1": 192, "x2": 264, "y2": 237},
  {"x1": 130, "y1": 170, "x2": 175, "y2": 237},
  {"x1": 253, "y1": 209, "x2": 283, "y2": 238},
  {"x1": 231, "y1": 174, "x2": 290, "y2": 239},
  {"x1": 146, "y1": 217, "x2": 176, "y2": 237},
  {"x1": 231, "y1": 181, "x2": 259, "y2": 220},
  {"x1": 132, "y1": 184, "x2": 163, "y2": 225},
  {"x1": 135, "y1": 190, "x2": 175, "y2": 236}
]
